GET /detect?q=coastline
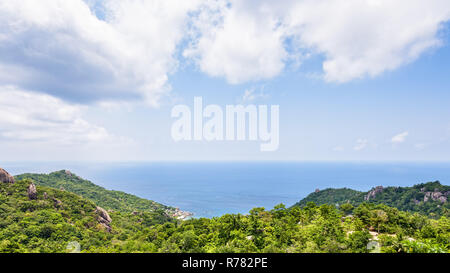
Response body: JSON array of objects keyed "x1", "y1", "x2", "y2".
[{"x1": 170, "y1": 207, "x2": 194, "y2": 220}]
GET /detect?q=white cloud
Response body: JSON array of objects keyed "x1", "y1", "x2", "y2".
[
  {"x1": 0, "y1": 85, "x2": 118, "y2": 144},
  {"x1": 391, "y1": 131, "x2": 409, "y2": 144},
  {"x1": 185, "y1": 0, "x2": 287, "y2": 84},
  {"x1": 1, "y1": 0, "x2": 449, "y2": 103},
  {"x1": 0, "y1": 0, "x2": 201, "y2": 106},
  {"x1": 187, "y1": 0, "x2": 450, "y2": 83},
  {"x1": 354, "y1": 139, "x2": 368, "y2": 151}
]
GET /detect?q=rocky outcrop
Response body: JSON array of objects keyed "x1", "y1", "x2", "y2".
[
  {"x1": 95, "y1": 206, "x2": 112, "y2": 232},
  {"x1": 0, "y1": 168, "x2": 15, "y2": 184},
  {"x1": 364, "y1": 186, "x2": 384, "y2": 201},
  {"x1": 27, "y1": 183, "x2": 37, "y2": 200},
  {"x1": 52, "y1": 198, "x2": 62, "y2": 208}
]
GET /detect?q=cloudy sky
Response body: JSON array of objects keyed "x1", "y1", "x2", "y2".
[{"x1": 1, "y1": 0, "x2": 450, "y2": 161}]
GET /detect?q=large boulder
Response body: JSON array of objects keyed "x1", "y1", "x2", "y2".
[
  {"x1": 0, "y1": 168, "x2": 15, "y2": 184},
  {"x1": 95, "y1": 206, "x2": 112, "y2": 232}
]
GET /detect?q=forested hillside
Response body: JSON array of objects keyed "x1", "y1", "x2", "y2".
[
  {"x1": 15, "y1": 170, "x2": 174, "y2": 214},
  {"x1": 294, "y1": 182, "x2": 450, "y2": 217},
  {"x1": 0, "y1": 177, "x2": 173, "y2": 252}
]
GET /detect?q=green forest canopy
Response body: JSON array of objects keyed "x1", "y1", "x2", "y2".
[
  {"x1": 15, "y1": 171, "x2": 174, "y2": 214},
  {"x1": 294, "y1": 182, "x2": 450, "y2": 217},
  {"x1": 1, "y1": 172, "x2": 449, "y2": 253}
]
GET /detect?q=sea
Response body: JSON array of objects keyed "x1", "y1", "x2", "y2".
[{"x1": 2, "y1": 161, "x2": 450, "y2": 218}]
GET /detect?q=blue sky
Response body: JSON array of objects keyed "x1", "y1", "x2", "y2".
[{"x1": 1, "y1": 0, "x2": 450, "y2": 161}]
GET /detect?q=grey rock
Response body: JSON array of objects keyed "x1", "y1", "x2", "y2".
[
  {"x1": 364, "y1": 186, "x2": 384, "y2": 201},
  {"x1": 95, "y1": 206, "x2": 112, "y2": 232},
  {"x1": 424, "y1": 191, "x2": 447, "y2": 203},
  {"x1": 27, "y1": 183, "x2": 37, "y2": 200}
]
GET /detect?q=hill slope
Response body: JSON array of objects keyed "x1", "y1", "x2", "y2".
[
  {"x1": 15, "y1": 170, "x2": 182, "y2": 216},
  {"x1": 0, "y1": 177, "x2": 174, "y2": 253},
  {"x1": 294, "y1": 181, "x2": 450, "y2": 217}
]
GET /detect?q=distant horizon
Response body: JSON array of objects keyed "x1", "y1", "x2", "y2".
[{"x1": 7, "y1": 161, "x2": 450, "y2": 218}]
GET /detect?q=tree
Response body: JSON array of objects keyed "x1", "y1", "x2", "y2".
[{"x1": 340, "y1": 203, "x2": 354, "y2": 215}]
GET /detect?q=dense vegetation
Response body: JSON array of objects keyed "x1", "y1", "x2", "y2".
[
  {"x1": 296, "y1": 188, "x2": 365, "y2": 207},
  {"x1": 15, "y1": 171, "x2": 173, "y2": 214},
  {"x1": 0, "y1": 178, "x2": 172, "y2": 253},
  {"x1": 96, "y1": 203, "x2": 448, "y2": 253},
  {"x1": 1, "y1": 175, "x2": 449, "y2": 253},
  {"x1": 294, "y1": 182, "x2": 450, "y2": 218}
]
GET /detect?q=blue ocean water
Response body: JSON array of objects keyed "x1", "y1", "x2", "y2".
[{"x1": 3, "y1": 161, "x2": 450, "y2": 218}]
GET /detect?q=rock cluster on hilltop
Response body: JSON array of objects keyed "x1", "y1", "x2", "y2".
[
  {"x1": 421, "y1": 187, "x2": 449, "y2": 203},
  {"x1": 0, "y1": 168, "x2": 15, "y2": 184},
  {"x1": 364, "y1": 186, "x2": 384, "y2": 201}
]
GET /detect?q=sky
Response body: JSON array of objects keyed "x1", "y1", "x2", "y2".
[{"x1": 1, "y1": 0, "x2": 450, "y2": 162}]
